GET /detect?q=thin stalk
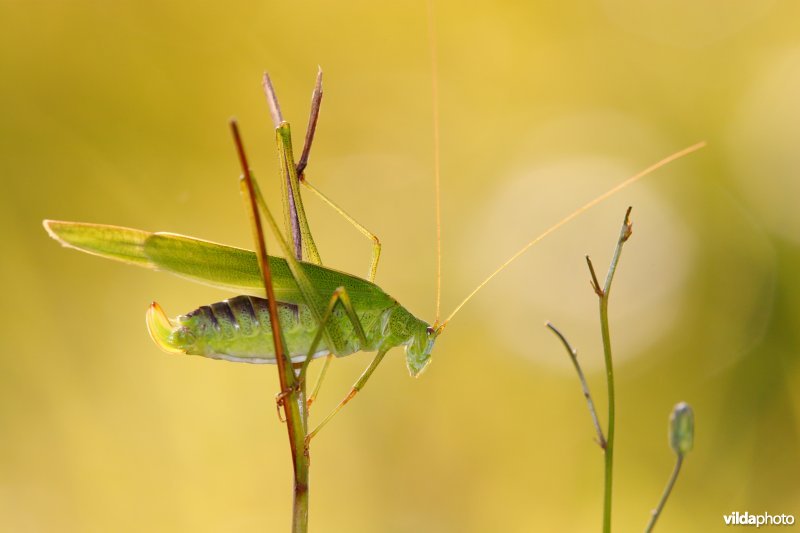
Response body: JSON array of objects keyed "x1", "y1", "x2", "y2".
[
  {"x1": 598, "y1": 285, "x2": 615, "y2": 533},
  {"x1": 587, "y1": 206, "x2": 633, "y2": 533},
  {"x1": 271, "y1": 72, "x2": 323, "y2": 533},
  {"x1": 231, "y1": 120, "x2": 310, "y2": 533},
  {"x1": 644, "y1": 455, "x2": 684, "y2": 533},
  {"x1": 645, "y1": 402, "x2": 693, "y2": 531},
  {"x1": 546, "y1": 322, "x2": 606, "y2": 448}
]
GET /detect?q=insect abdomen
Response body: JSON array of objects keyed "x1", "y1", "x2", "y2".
[{"x1": 147, "y1": 295, "x2": 331, "y2": 363}]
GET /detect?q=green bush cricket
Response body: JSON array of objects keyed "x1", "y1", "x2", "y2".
[{"x1": 43, "y1": 76, "x2": 705, "y2": 442}]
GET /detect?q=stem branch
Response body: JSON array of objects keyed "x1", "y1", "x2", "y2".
[{"x1": 546, "y1": 322, "x2": 606, "y2": 448}]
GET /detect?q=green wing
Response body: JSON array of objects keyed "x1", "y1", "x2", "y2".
[{"x1": 43, "y1": 220, "x2": 394, "y2": 310}]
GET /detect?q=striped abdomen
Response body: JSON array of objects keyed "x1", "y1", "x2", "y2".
[{"x1": 146, "y1": 295, "x2": 384, "y2": 363}]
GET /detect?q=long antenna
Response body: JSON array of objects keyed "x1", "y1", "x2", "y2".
[
  {"x1": 439, "y1": 141, "x2": 707, "y2": 329},
  {"x1": 427, "y1": 0, "x2": 443, "y2": 325}
]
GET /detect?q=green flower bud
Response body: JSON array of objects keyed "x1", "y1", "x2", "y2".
[{"x1": 669, "y1": 402, "x2": 694, "y2": 456}]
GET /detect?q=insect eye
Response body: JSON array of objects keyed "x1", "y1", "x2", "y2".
[{"x1": 425, "y1": 326, "x2": 435, "y2": 335}]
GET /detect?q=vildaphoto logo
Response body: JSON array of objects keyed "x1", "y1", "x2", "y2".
[{"x1": 723, "y1": 512, "x2": 795, "y2": 527}]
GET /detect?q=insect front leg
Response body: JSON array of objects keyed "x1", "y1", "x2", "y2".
[
  {"x1": 306, "y1": 355, "x2": 332, "y2": 408},
  {"x1": 305, "y1": 348, "x2": 389, "y2": 448}
]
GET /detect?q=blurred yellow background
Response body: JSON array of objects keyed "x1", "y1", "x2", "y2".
[{"x1": 2, "y1": 0, "x2": 799, "y2": 531}]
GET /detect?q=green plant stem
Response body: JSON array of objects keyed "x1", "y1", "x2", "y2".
[
  {"x1": 587, "y1": 206, "x2": 633, "y2": 533},
  {"x1": 231, "y1": 119, "x2": 311, "y2": 533},
  {"x1": 275, "y1": 365, "x2": 309, "y2": 533},
  {"x1": 290, "y1": 384, "x2": 310, "y2": 533},
  {"x1": 598, "y1": 291, "x2": 615, "y2": 533},
  {"x1": 262, "y1": 72, "x2": 326, "y2": 533},
  {"x1": 644, "y1": 454, "x2": 684, "y2": 533}
]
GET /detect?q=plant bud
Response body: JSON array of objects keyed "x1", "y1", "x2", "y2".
[{"x1": 669, "y1": 402, "x2": 694, "y2": 456}]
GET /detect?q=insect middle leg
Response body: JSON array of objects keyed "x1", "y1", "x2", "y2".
[
  {"x1": 297, "y1": 286, "x2": 369, "y2": 408},
  {"x1": 297, "y1": 180, "x2": 383, "y2": 399},
  {"x1": 287, "y1": 70, "x2": 382, "y2": 283},
  {"x1": 299, "y1": 178, "x2": 382, "y2": 283}
]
